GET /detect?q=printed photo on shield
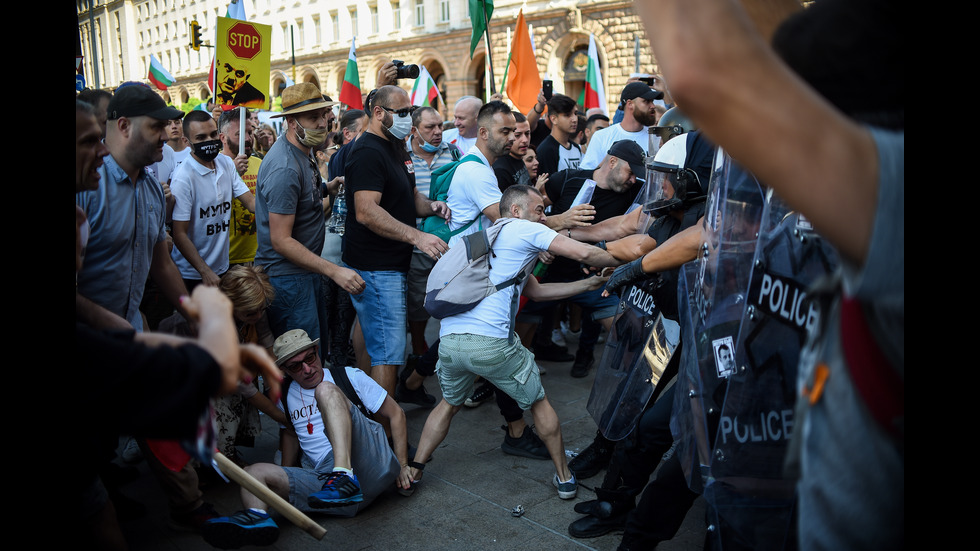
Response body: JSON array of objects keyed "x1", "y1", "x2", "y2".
[{"x1": 712, "y1": 336, "x2": 735, "y2": 378}]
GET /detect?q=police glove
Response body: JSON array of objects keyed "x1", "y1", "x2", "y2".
[{"x1": 605, "y1": 258, "x2": 648, "y2": 296}]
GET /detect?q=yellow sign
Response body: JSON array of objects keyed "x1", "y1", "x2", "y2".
[{"x1": 214, "y1": 17, "x2": 271, "y2": 109}]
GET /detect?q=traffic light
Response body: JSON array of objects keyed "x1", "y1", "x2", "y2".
[{"x1": 190, "y1": 20, "x2": 202, "y2": 51}]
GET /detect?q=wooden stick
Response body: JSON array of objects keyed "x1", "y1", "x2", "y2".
[{"x1": 213, "y1": 452, "x2": 327, "y2": 541}]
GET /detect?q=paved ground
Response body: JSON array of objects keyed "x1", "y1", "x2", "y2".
[{"x1": 114, "y1": 322, "x2": 706, "y2": 550}]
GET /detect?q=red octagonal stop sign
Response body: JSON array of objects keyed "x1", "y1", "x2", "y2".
[{"x1": 227, "y1": 22, "x2": 261, "y2": 60}]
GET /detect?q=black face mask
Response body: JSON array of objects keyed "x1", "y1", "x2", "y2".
[{"x1": 192, "y1": 139, "x2": 222, "y2": 162}]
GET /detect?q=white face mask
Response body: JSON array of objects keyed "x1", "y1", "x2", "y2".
[{"x1": 385, "y1": 111, "x2": 413, "y2": 140}]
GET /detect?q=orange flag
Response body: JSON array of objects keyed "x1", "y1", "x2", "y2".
[{"x1": 505, "y1": 10, "x2": 541, "y2": 115}]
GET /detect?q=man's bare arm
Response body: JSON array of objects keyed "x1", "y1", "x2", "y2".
[
  {"x1": 547, "y1": 234, "x2": 620, "y2": 268},
  {"x1": 171, "y1": 219, "x2": 221, "y2": 287},
  {"x1": 269, "y1": 211, "x2": 365, "y2": 294},
  {"x1": 353, "y1": 190, "x2": 448, "y2": 260}
]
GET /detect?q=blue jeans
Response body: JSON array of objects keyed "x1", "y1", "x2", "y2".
[
  {"x1": 267, "y1": 272, "x2": 327, "y2": 348},
  {"x1": 348, "y1": 269, "x2": 407, "y2": 367}
]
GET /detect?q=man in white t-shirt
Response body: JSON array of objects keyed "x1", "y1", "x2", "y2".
[
  {"x1": 579, "y1": 82, "x2": 661, "y2": 170},
  {"x1": 170, "y1": 110, "x2": 255, "y2": 288},
  {"x1": 203, "y1": 329, "x2": 412, "y2": 548},
  {"x1": 409, "y1": 184, "x2": 621, "y2": 500},
  {"x1": 441, "y1": 96, "x2": 482, "y2": 154}
]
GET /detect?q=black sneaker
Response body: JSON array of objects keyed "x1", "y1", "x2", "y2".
[
  {"x1": 202, "y1": 509, "x2": 280, "y2": 549},
  {"x1": 464, "y1": 381, "x2": 495, "y2": 408},
  {"x1": 568, "y1": 439, "x2": 614, "y2": 479},
  {"x1": 395, "y1": 380, "x2": 436, "y2": 407},
  {"x1": 570, "y1": 349, "x2": 595, "y2": 378},
  {"x1": 534, "y1": 341, "x2": 574, "y2": 362},
  {"x1": 501, "y1": 426, "x2": 550, "y2": 460}
]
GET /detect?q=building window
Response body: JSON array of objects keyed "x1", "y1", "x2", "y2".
[
  {"x1": 331, "y1": 11, "x2": 339, "y2": 41},
  {"x1": 392, "y1": 1, "x2": 401, "y2": 30},
  {"x1": 280, "y1": 23, "x2": 288, "y2": 52},
  {"x1": 296, "y1": 19, "x2": 304, "y2": 48},
  {"x1": 370, "y1": 4, "x2": 379, "y2": 34},
  {"x1": 439, "y1": 0, "x2": 449, "y2": 23},
  {"x1": 349, "y1": 7, "x2": 358, "y2": 37},
  {"x1": 414, "y1": 0, "x2": 424, "y2": 26},
  {"x1": 313, "y1": 15, "x2": 321, "y2": 45}
]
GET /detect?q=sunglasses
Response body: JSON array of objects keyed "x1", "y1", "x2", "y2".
[
  {"x1": 380, "y1": 105, "x2": 418, "y2": 117},
  {"x1": 282, "y1": 349, "x2": 318, "y2": 373}
]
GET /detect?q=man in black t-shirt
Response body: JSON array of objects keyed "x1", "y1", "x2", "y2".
[
  {"x1": 537, "y1": 94, "x2": 582, "y2": 176},
  {"x1": 516, "y1": 140, "x2": 646, "y2": 377},
  {"x1": 343, "y1": 85, "x2": 451, "y2": 402},
  {"x1": 493, "y1": 111, "x2": 533, "y2": 192}
]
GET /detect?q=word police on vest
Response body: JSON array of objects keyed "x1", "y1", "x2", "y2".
[{"x1": 718, "y1": 408, "x2": 794, "y2": 445}]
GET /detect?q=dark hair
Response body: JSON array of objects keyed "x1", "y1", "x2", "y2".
[
  {"x1": 218, "y1": 107, "x2": 247, "y2": 133},
  {"x1": 369, "y1": 85, "x2": 404, "y2": 112},
  {"x1": 512, "y1": 111, "x2": 527, "y2": 124},
  {"x1": 500, "y1": 184, "x2": 542, "y2": 215},
  {"x1": 546, "y1": 94, "x2": 576, "y2": 117},
  {"x1": 477, "y1": 100, "x2": 513, "y2": 129},
  {"x1": 586, "y1": 113, "x2": 609, "y2": 128},
  {"x1": 183, "y1": 109, "x2": 214, "y2": 136},
  {"x1": 76, "y1": 99, "x2": 95, "y2": 116},
  {"x1": 77, "y1": 88, "x2": 112, "y2": 108},
  {"x1": 339, "y1": 109, "x2": 366, "y2": 133},
  {"x1": 412, "y1": 106, "x2": 439, "y2": 126}
]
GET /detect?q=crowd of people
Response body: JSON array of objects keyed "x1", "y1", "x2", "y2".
[{"x1": 77, "y1": 0, "x2": 902, "y2": 549}]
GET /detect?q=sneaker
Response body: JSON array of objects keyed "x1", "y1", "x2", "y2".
[
  {"x1": 568, "y1": 439, "x2": 614, "y2": 479},
  {"x1": 308, "y1": 471, "x2": 363, "y2": 508},
  {"x1": 570, "y1": 349, "x2": 595, "y2": 378},
  {"x1": 464, "y1": 381, "x2": 495, "y2": 408},
  {"x1": 121, "y1": 437, "x2": 143, "y2": 463},
  {"x1": 553, "y1": 473, "x2": 578, "y2": 499},
  {"x1": 396, "y1": 380, "x2": 436, "y2": 407},
  {"x1": 501, "y1": 426, "x2": 550, "y2": 460},
  {"x1": 551, "y1": 328, "x2": 567, "y2": 347},
  {"x1": 169, "y1": 502, "x2": 220, "y2": 533},
  {"x1": 561, "y1": 321, "x2": 582, "y2": 343},
  {"x1": 202, "y1": 509, "x2": 280, "y2": 549},
  {"x1": 534, "y1": 341, "x2": 574, "y2": 362}
]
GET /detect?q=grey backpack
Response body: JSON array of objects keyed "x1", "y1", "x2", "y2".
[{"x1": 424, "y1": 218, "x2": 536, "y2": 319}]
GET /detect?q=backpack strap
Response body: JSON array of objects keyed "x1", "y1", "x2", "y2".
[{"x1": 327, "y1": 364, "x2": 370, "y2": 418}]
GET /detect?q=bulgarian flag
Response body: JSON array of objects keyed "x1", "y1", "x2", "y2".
[
  {"x1": 339, "y1": 37, "x2": 363, "y2": 110},
  {"x1": 411, "y1": 65, "x2": 443, "y2": 108},
  {"x1": 148, "y1": 54, "x2": 175, "y2": 91},
  {"x1": 583, "y1": 34, "x2": 607, "y2": 115}
]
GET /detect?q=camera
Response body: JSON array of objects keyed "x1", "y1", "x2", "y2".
[{"x1": 392, "y1": 60, "x2": 420, "y2": 80}]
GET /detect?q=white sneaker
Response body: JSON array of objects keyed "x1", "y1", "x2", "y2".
[
  {"x1": 553, "y1": 473, "x2": 578, "y2": 499},
  {"x1": 560, "y1": 321, "x2": 581, "y2": 343},
  {"x1": 551, "y1": 329, "x2": 567, "y2": 348}
]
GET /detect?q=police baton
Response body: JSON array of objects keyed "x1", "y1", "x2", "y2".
[{"x1": 213, "y1": 451, "x2": 327, "y2": 541}]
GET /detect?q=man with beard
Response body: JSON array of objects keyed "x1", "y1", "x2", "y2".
[
  {"x1": 343, "y1": 85, "x2": 450, "y2": 402},
  {"x1": 220, "y1": 108, "x2": 263, "y2": 266},
  {"x1": 170, "y1": 110, "x2": 255, "y2": 288},
  {"x1": 579, "y1": 82, "x2": 661, "y2": 170},
  {"x1": 217, "y1": 60, "x2": 266, "y2": 108},
  {"x1": 255, "y1": 83, "x2": 364, "y2": 346}
]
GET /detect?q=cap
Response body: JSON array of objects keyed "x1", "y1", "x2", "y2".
[
  {"x1": 620, "y1": 81, "x2": 664, "y2": 103},
  {"x1": 272, "y1": 329, "x2": 320, "y2": 366},
  {"x1": 607, "y1": 140, "x2": 646, "y2": 177},
  {"x1": 107, "y1": 82, "x2": 184, "y2": 121}
]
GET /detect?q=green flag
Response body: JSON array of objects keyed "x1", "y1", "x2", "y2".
[{"x1": 469, "y1": 0, "x2": 494, "y2": 59}]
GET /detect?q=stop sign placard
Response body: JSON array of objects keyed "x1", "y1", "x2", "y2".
[{"x1": 227, "y1": 22, "x2": 261, "y2": 60}]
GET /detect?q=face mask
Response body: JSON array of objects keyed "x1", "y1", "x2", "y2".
[
  {"x1": 386, "y1": 112, "x2": 412, "y2": 140},
  {"x1": 192, "y1": 139, "x2": 221, "y2": 162},
  {"x1": 417, "y1": 133, "x2": 440, "y2": 153},
  {"x1": 296, "y1": 124, "x2": 328, "y2": 148}
]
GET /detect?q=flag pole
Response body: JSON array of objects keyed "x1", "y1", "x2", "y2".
[{"x1": 479, "y1": 0, "x2": 496, "y2": 94}]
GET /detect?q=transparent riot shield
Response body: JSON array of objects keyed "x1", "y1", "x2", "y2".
[
  {"x1": 670, "y1": 150, "x2": 765, "y2": 495},
  {"x1": 702, "y1": 192, "x2": 839, "y2": 550},
  {"x1": 587, "y1": 276, "x2": 679, "y2": 440}
]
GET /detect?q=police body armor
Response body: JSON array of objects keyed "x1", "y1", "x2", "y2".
[
  {"x1": 701, "y1": 192, "x2": 839, "y2": 551},
  {"x1": 587, "y1": 133, "x2": 712, "y2": 441}
]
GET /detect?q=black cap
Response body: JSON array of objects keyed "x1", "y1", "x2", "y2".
[
  {"x1": 107, "y1": 82, "x2": 184, "y2": 121},
  {"x1": 607, "y1": 140, "x2": 646, "y2": 178},
  {"x1": 621, "y1": 81, "x2": 664, "y2": 103}
]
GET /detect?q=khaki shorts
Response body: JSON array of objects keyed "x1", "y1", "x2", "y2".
[{"x1": 436, "y1": 333, "x2": 545, "y2": 410}]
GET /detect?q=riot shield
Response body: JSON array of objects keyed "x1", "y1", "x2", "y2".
[
  {"x1": 702, "y1": 192, "x2": 839, "y2": 550},
  {"x1": 587, "y1": 276, "x2": 679, "y2": 440},
  {"x1": 670, "y1": 150, "x2": 765, "y2": 495}
]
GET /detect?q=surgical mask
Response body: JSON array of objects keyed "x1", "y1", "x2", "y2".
[
  {"x1": 192, "y1": 139, "x2": 221, "y2": 162},
  {"x1": 386, "y1": 112, "x2": 412, "y2": 140},
  {"x1": 296, "y1": 124, "x2": 328, "y2": 148},
  {"x1": 417, "y1": 133, "x2": 440, "y2": 153}
]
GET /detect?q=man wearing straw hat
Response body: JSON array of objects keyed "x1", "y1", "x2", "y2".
[{"x1": 254, "y1": 83, "x2": 365, "y2": 346}]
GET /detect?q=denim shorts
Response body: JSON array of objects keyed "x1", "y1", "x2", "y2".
[
  {"x1": 348, "y1": 268, "x2": 408, "y2": 366},
  {"x1": 436, "y1": 333, "x2": 544, "y2": 410},
  {"x1": 267, "y1": 272, "x2": 327, "y2": 345}
]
